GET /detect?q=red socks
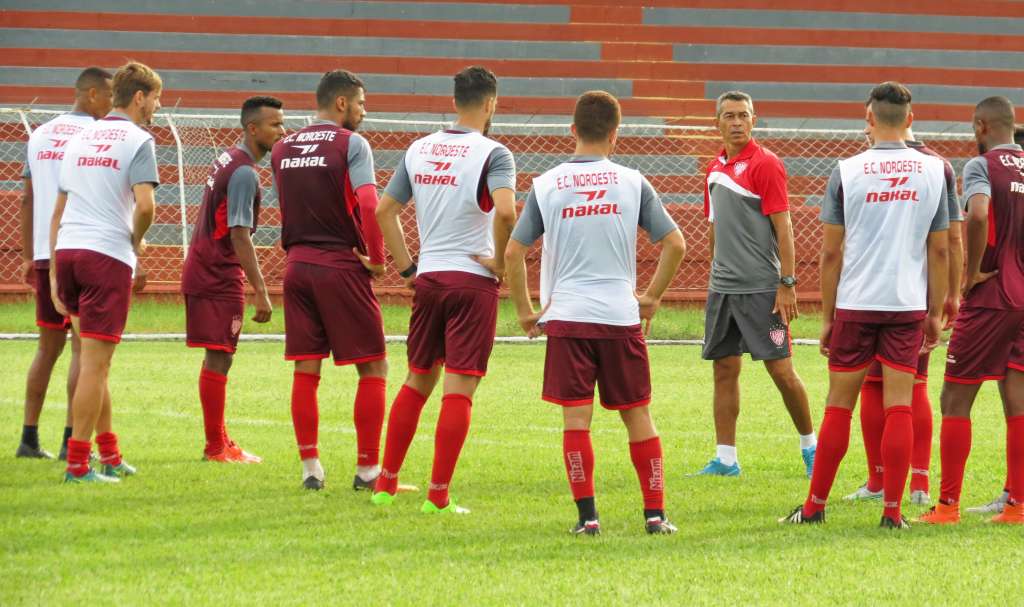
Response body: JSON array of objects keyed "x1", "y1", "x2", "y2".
[
  {"x1": 881, "y1": 405, "x2": 913, "y2": 520},
  {"x1": 66, "y1": 438, "x2": 92, "y2": 477},
  {"x1": 939, "y1": 416, "x2": 972, "y2": 504},
  {"x1": 377, "y1": 385, "x2": 428, "y2": 495},
  {"x1": 354, "y1": 377, "x2": 386, "y2": 467},
  {"x1": 563, "y1": 430, "x2": 595, "y2": 500},
  {"x1": 629, "y1": 436, "x2": 665, "y2": 511},
  {"x1": 96, "y1": 431, "x2": 122, "y2": 467},
  {"x1": 1007, "y1": 415, "x2": 1024, "y2": 504},
  {"x1": 859, "y1": 380, "x2": 885, "y2": 492},
  {"x1": 291, "y1": 371, "x2": 320, "y2": 460},
  {"x1": 199, "y1": 368, "x2": 227, "y2": 456},
  {"x1": 804, "y1": 406, "x2": 852, "y2": 516},
  {"x1": 427, "y1": 394, "x2": 472, "y2": 508},
  {"x1": 910, "y1": 382, "x2": 933, "y2": 493}
]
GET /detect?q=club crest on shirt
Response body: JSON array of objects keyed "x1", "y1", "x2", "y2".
[
  {"x1": 231, "y1": 315, "x2": 243, "y2": 336},
  {"x1": 733, "y1": 161, "x2": 748, "y2": 176},
  {"x1": 768, "y1": 323, "x2": 787, "y2": 347}
]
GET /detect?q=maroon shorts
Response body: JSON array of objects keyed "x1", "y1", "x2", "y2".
[
  {"x1": 945, "y1": 305, "x2": 1024, "y2": 384},
  {"x1": 283, "y1": 261, "x2": 385, "y2": 365},
  {"x1": 54, "y1": 249, "x2": 132, "y2": 343},
  {"x1": 407, "y1": 271, "x2": 499, "y2": 377},
  {"x1": 33, "y1": 263, "x2": 70, "y2": 330},
  {"x1": 828, "y1": 309, "x2": 926, "y2": 374},
  {"x1": 185, "y1": 295, "x2": 244, "y2": 353},
  {"x1": 865, "y1": 352, "x2": 930, "y2": 382},
  {"x1": 542, "y1": 321, "x2": 651, "y2": 410}
]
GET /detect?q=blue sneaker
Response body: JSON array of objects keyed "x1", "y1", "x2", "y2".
[
  {"x1": 689, "y1": 457, "x2": 740, "y2": 477},
  {"x1": 801, "y1": 446, "x2": 816, "y2": 479}
]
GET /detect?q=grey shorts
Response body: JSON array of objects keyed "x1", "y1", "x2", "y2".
[{"x1": 702, "y1": 291, "x2": 792, "y2": 361}]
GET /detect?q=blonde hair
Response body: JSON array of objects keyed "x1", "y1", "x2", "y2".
[{"x1": 112, "y1": 61, "x2": 162, "y2": 108}]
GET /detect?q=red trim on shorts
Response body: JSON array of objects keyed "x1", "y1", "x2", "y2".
[
  {"x1": 944, "y1": 374, "x2": 1006, "y2": 385},
  {"x1": 601, "y1": 397, "x2": 651, "y2": 410},
  {"x1": 915, "y1": 373, "x2": 929, "y2": 381},
  {"x1": 79, "y1": 331, "x2": 120, "y2": 344},
  {"x1": 445, "y1": 367, "x2": 485, "y2": 377},
  {"x1": 828, "y1": 359, "x2": 874, "y2": 373},
  {"x1": 542, "y1": 395, "x2": 594, "y2": 407},
  {"x1": 333, "y1": 353, "x2": 386, "y2": 366},
  {"x1": 186, "y1": 340, "x2": 236, "y2": 353},
  {"x1": 875, "y1": 355, "x2": 918, "y2": 375},
  {"x1": 409, "y1": 365, "x2": 434, "y2": 375},
  {"x1": 1008, "y1": 362, "x2": 1024, "y2": 373},
  {"x1": 285, "y1": 353, "x2": 329, "y2": 361},
  {"x1": 36, "y1": 320, "x2": 69, "y2": 331}
]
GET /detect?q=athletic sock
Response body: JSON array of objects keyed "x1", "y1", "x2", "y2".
[
  {"x1": 881, "y1": 405, "x2": 913, "y2": 520},
  {"x1": 859, "y1": 380, "x2": 885, "y2": 492},
  {"x1": 629, "y1": 436, "x2": 665, "y2": 512},
  {"x1": 21, "y1": 425, "x2": 39, "y2": 449},
  {"x1": 198, "y1": 368, "x2": 228, "y2": 456},
  {"x1": 290, "y1": 371, "x2": 320, "y2": 460},
  {"x1": 61, "y1": 426, "x2": 72, "y2": 450},
  {"x1": 377, "y1": 385, "x2": 428, "y2": 495},
  {"x1": 354, "y1": 376, "x2": 386, "y2": 468},
  {"x1": 96, "y1": 432, "x2": 122, "y2": 467},
  {"x1": 427, "y1": 394, "x2": 472, "y2": 509},
  {"x1": 939, "y1": 416, "x2": 972, "y2": 504},
  {"x1": 799, "y1": 432, "x2": 817, "y2": 450},
  {"x1": 1006, "y1": 415, "x2": 1024, "y2": 505},
  {"x1": 716, "y1": 444, "x2": 737, "y2": 466},
  {"x1": 563, "y1": 430, "x2": 595, "y2": 502},
  {"x1": 302, "y1": 457, "x2": 324, "y2": 482},
  {"x1": 803, "y1": 406, "x2": 852, "y2": 517},
  {"x1": 575, "y1": 496, "x2": 598, "y2": 523},
  {"x1": 910, "y1": 382, "x2": 933, "y2": 493},
  {"x1": 66, "y1": 438, "x2": 91, "y2": 477}
]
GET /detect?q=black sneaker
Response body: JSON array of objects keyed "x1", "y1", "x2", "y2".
[
  {"x1": 303, "y1": 476, "x2": 324, "y2": 490},
  {"x1": 352, "y1": 473, "x2": 378, "y2": 491},
  {"x1": 16, "y1": 443, "x2": 54, "y2": 459},
  {"x1": 645, "y1": 517, "x2": 678, "y2": 535},
  {"x1": 779, "y1": 505, "x2": 825, "y2": 524},
  {"x1": 879, "y1": 514, "x2": 910, "y2": 529},
  {"x1": 571, "y1": 519, "x2": 601, "y2": 536}
]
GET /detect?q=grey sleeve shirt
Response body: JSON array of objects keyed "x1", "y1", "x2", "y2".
[
  {"x1": 383, "y1": 149, "x2": 413, "y2": 204},
  {"x1": 129, "y1": 139, "x2": 159, "y2": 187},
  {"x1": 962, "y1": 156, "x2": 991, "y2": 203},
  {"x1": 486, "y1": 146, "x2": 516, "y2": 193},
  {"x1": 819, "y1": 165, "x2": 844, "y2": 225},
  {"x1": 929, "y1": 189, "x2": 950, "y2": 232},
  {"x1": 347, "y1": 133, "x2": 376, "y2": 190},
  {"x1": 638, "y1": 176, "x2": 677, "y2": 242},
  {"x1": 510, "y1": 187, "x2": 543, "y2": 246},
  {"x1": 226, "y1": 164, "x2": 259, "y2": 229}
]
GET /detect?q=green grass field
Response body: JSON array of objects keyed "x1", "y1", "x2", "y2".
[{"x1": 2, "y1": 307, "x2": 1021, "y2": 605}]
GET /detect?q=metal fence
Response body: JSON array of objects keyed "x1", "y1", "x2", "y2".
[{"x1": 0, "y1": 108, "x2": 976, "y2": 300}]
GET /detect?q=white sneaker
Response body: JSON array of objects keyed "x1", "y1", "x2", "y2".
[
  {"x1": 843, "y1": 483, "x2": 883, "y2": 501},
  {"x1": 909, "y1": 490, "x2": 931, "y2": 505},
  {"x1": 965, "y1": 491, "x2": 1009, "y2": 514}
]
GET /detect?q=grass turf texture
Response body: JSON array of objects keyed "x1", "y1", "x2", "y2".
[{"x1": 2, "y1": 340, "x2": 1021, "y2": 605}]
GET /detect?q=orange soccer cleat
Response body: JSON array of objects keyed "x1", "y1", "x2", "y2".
[
  {"x1": 223, "y1": 440, "x2": 263, "y2": 464},
  {"x1": 915, "y1": 501, "x2": 961, "y2": 525},
  {"x1": 989, "y1": 501, "x2": 1024, "y2": 525}
]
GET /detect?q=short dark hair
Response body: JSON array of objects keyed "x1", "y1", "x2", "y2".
[
  {"x1": 868, "y1": 81, "x2": 912, "y2": 127},
  {"x1": 316, "y1": 70, "x2": 364, "y2": 110},
  {"x1": 573, "y1": 90, "x2": 621, "y2": 143},
  {"x1": 241, "y1": 95, "x2": 283, "y2": 126},
  {"x1": 1015, "y1": 124, "x2": 1024, "y2": 146},
  {"x1": 975, "y1": 96, "x2": 1016, "y2": 132},
  {"x1": 75, "y1": 66, "x2": 112, "y2": 91},
  {"x1": 453, "y1": 66, "x2": 497, "y2": 108}
]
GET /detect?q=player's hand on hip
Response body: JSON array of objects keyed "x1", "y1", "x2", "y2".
[
  {"x1": 961, "y1": 269, "x2": 998, "y2": 298},
  {"x1": 921, "y1": 315, "x2": 942, "y2": 354},
  {"x1": 21, "y1": 258, "x2": 33, "y2": 287},
  {"x1": 471, "y1": 255, "x2": 505, "y2": 282},
  {"x1": 941, "y1": 295, "x2": 960, "y2": 330},
  {"x1": 252, "y1": 291, "x2": 273, "y2": 323},
  {"x1": 773, "y1": 285, "x2": 798, "y2": 325},
  {"x1": 49, "y1": 274, "x2": 68, "y2": 317},
  {"x1": 519, "y1": 303, "x2": 549, "y2": 338},
  {"x1": 132, "y1": 265, "x2": 147, "y2": 293},
  {"x1": 132, "y1": 236, "x2": 147, "y2": 257},
  {"x1": 637, "y1": 292, "x2": 661, "y2": 336},
  {"x1": 819, "y1": 320, "x2": 833, "y2": 358},
  {"x1": 352, "y1": 248, "x2": 385, "y2": 279}
]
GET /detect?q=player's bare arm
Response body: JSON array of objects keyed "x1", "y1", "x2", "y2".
[
  {"x1": 818, "y1": 223, "x2": 844, "y2": 358},
  {"x1": 230, "y1": 226, "x2": 272, "y2": 323},
  {"x1": 47, "y1": 191, "x2": 68, "y2": 316},
  {"x1": 376, "y1": 192, "x2": 416, "y2": 288},
  {"x1": 922, "y1": 229, "x2": 949, "y2": 353},
  {"x1": 961, "y1": 193, "x2": 998, "y2": 296},
  {"x1": 769, "y1": 210, "x2": 798, "y2": 324},
  {"x1": 945, "y1": 221, "x2": 964, "y2": 328},
  {"x1": 638, "y1": 228, "x2": 685, "y2": 336},
  {"x1": 472, "y1": 187, "x2": 516, "y2": 280},
  {"x1": 19, "y1": 177, "x2": 33, "y2": 285},
  {"x1": 131, "y1": 182, "x2": 155, "y2": 292},
  {"x1": 504, "y1": 239, "x2": 544, "y2": 337}
]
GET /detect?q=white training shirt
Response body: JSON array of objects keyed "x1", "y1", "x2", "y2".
[
  {"x1": 821, "y1": 142, "x2": 949, "y2": 312},
  {"x1": 23, "y1": 111, "x2": 95, "y2": 261},
  {"x1": 56, "y1": 112, "x2": 159, "y2": 269}
]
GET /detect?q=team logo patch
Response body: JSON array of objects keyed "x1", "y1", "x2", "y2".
[
  {"x1": 230, "y1": 315, "x2": 243, "y2": 336},
  {"x1": 733, "y1": 161, "x2": 748, "y2": 176},
  {"x1": 769, "y1": 323, "x2": 787, "y2": 347}
]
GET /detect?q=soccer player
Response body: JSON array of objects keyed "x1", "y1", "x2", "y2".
[
  {"x1": 370, "y1": 66, "x2": 517, "y2": 514},
  {"x1": 16, "y1": 67, "x2": 112, "y2": 460},
  {"x1": 50, "y1": 61, "x2": 161, "y2": 483},
  {"x1": 271, "y1": 70, "x2": 388, "y2": 491},
  {"x1": 965, "y1": 122, "x2": 1024, "y2": 516},
  {"x1": 781, "y1": 82, "x2": 948, "y2": 528},
  {"x1": 505, "y1": 91, "x2": 686, "y2": 535},
  {"x1": 918, "y1": 97, "x2": 1024, "y2": 525},
  {"x1": 844, "y1": 120, "x2": 964, "y2": 505},
  {"x1": 181, "y1": 96, "x2": 285, "y2": 463},
  {"x1": 696, "y1": 91, "x2": 816, "y2": 478}
]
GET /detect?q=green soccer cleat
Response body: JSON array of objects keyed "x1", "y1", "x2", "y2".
[
  {"x1": 64, "y1": 469, "x2": 120, "y2": 484},
  {"x1": 100, "y1": 461, "x2": 137, "y2": 478},
  {"x1": 371, "y1": 491, "x2": 396, "y2": 506},
  {"x1": 421, "y1": 498, "x2": 470, "y2": 515}
]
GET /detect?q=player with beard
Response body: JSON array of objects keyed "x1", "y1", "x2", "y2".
[
  {"x1": 271, "y1": 70, "x2": 389, "y2": 491},
  {"x1": 181, "y1": 96, "x2": 285, "y2": 463}
]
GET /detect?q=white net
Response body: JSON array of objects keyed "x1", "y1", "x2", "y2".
[{"x1": 0, "y1": 108, "x2": 975, "y2": 300}]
